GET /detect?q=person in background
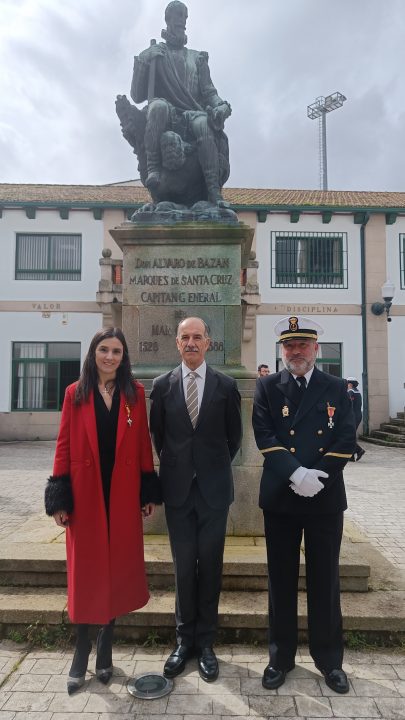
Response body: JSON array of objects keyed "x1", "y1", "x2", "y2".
[
  {"x1": 150, "y1": 316, "x2": 242, "y2": 682},
  {"x1": 45, "y1": 327, "x2": 161, "y2": 695},
  {"x1": 252, "y1": 315, "x2": 356, "y2": 695},
  {"x1": 258, "y1": 364, "x2": 270, "y2": 377},
  {"x1": 347, "y1": 377, "x2": 365, "y2": 461}
]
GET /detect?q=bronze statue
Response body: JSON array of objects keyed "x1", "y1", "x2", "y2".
[{"x1": 116, "y1": 1, "x2": 236, "y2": 222}]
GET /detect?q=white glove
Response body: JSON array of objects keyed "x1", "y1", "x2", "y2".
[{"x1": 289, "y1": 467, "x2": 328, "y2": 497}]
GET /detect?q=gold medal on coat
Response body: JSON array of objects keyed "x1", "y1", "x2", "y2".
[
  {"x1": 282, "y1": 405, "x2": 289, "y2": 417},
  {"x1": 125, "y1": 402, "x2": 133, "y2": 427},
  {"x1": 327, "y1": 402, "x2": 336, "y2": 429}
]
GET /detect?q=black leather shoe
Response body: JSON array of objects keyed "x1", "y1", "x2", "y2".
[
  {"x1": 262, "y1": 664, "x2": 294, "y2": 690},
  {"x1": 197, "y1": 647, "x2": 219, "y2": 682},
  {"x1": 320, "y1": 668, "x2": 349, "y2": 694},
  {"x1": 163, "y1": 645, "x2": 194, "y2": 678},
  {"x1": 355, "y1": 448, "x2": 366, "y2": 461}
]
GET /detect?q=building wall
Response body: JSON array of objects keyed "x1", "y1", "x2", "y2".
[
  {"x1": 254, "y1": 210, "x2": 405, "y2": 424},
  {"x1": 104, "y1": 209, "x2": 125, "y2": 257},
  {"x1": 386, "y1": 218, "x2": 405, "y2": 417},
  {"x1": 0, "y1": 208, "x2": 103, "y2": 302},
  {"x1": 0, "y1": 312, "x2": 102, "y2": 439},
  {"x1": 1, "y1": 196, "x2": 404, "y2": 438},
  {"x1": 364, "y1": 214, "x2": 390, "y2": 430},
  {"x1": 256, "y1": 212, "x2": 361, "y2": 305},
  {"x1": 255, "y1": 212, "x2": 363, "y2": 421},
  {"x1": 0, "y1": 207, "x2": 103, "y2": 439}
]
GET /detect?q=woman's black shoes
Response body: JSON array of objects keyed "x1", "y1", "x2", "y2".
[
  {"x1": 67, "y1": 640, "x2": 92, "y2": 695},
  {"x1": 95, "y1": 620, "x2": 115, "y2": 684},
  {"x1": 96, "y1": 666, "x2": 113, "y2": 685}
]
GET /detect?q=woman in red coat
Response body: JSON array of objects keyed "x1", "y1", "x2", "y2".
[{"x1": 45, "y1": 327, "x2": 160, "y2": 695}]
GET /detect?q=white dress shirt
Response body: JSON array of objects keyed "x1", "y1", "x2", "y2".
[{"x1": 291, "y1": 366, "x2": 314, "y2": 388}]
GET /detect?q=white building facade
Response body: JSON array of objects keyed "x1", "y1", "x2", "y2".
[{"x1": 0, "y1": 184, "x2": 404, "y2": 439}]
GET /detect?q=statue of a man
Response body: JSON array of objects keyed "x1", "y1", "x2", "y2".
[{"x1": 130, "y1": 0, "x2": 231, "y2": 207}]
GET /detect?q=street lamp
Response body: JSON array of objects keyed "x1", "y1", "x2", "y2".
[
  {"x1": 371, "y1": 279, "x2": 395, "y2": 322},
  {"x1": 307, "y1": 92, "x2": 347, "y2": 191}
]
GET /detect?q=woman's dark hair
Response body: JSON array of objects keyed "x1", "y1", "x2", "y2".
[{"x1": 74, "y1": 328, "x2": 137, "y2": 405}]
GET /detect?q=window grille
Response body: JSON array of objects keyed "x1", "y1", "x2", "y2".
[{"x1": 271, "y1": 231, "x2": 348, "y2": 288}]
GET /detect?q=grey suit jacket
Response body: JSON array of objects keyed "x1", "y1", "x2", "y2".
[{"x1": 150, "y1": 365, "x2": 242, "y2": 509}]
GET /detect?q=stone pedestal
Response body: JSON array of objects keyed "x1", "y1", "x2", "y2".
[{"x1": 110, "y1": 221, "x2": 265, "y2": 535}]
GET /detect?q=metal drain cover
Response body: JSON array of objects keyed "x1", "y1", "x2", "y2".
[{"x1": 127, "y1": 672, "x2": 173, "y2": 699}]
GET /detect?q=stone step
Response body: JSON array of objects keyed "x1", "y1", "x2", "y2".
[
  {"x1": 379, "y1": 423, "x2": 405, "y2": 435},
  {"x1": 0, "y1": 586, "x2": 404, "y2": 643},
  {"x1": 389, "y1": 417, "x2": 405, "y2": 427},
  {"x1": 397, "y1": 411, "x2": 404, "y2": 419},
  {"x1": 364, "y1": 432, "x2": 405, "y2": 447},
  {"x1": 0, "y1": 534, "x2": 370, "y2": 592}
]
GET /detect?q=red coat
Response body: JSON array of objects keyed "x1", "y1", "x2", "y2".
[{"x1": 53, "y1": 381, "x2": 154, "y2": 624}]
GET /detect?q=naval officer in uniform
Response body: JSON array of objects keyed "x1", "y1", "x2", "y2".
[{"x1": 252, "y1": 316, "x2": 356, "y2": 694}]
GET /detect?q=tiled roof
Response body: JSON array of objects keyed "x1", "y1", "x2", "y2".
[{"x1": 1, "y1": 183, "x2": 405, "y2": 210}]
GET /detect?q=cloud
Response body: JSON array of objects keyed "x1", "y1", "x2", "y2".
[{"x1": 1, "y1": 0, "x2": 405, "y2": 190}]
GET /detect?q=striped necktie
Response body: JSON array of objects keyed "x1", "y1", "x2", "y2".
[
  {"x1": 186, "y1": 371, "x2": 199, "y2": 428},
  {"x1": 297, "y1": 376, "x2": 307, "y2": 392}
]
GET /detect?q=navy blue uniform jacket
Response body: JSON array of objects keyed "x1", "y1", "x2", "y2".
[{"x1": 253, "y1": 367, "x2": 356, "y2": 514}]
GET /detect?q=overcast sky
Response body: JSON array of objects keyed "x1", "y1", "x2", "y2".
[{"x1": 1, "y1": 0, "x2": 405, "y2": 191}]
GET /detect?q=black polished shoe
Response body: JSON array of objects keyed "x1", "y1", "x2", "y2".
[
  {"x1": 355, "y1": 448, "x2": 366, "y2": 462},
  {"x1": 197, "y1": 647, "x2": 219, "y2": 683},
  {"x1": 163, "y1": 645, "x2": 194, "y2": 678},
  {"x1": 262, "y1": 664, "x2": 294, "y2": 690},
  {"x1": 320, "y1": 668, "x2": 349, "y2": 694}
]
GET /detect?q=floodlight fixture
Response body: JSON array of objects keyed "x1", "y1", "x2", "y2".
[{"x1": 307, "y1": 92, "x2": 347, "y2": 190}]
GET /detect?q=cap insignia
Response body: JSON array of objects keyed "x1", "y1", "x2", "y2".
[{"x1": 288, "y1": 316, "x2": 299, "y2": 332}]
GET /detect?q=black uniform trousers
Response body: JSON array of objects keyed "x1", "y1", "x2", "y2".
[
  {"x1": 263, "y1": 510, "x2": 344, "y2": 672},
  {"x1": 165, "y1": 481, "x2": 228, "y2": 649}
]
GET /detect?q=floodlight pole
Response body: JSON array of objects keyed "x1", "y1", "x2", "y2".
[
  {"x1": 307, "y1": 92, "x2": 347, "y2": 191},
  {"x1": 320, "y1": 110, "x2": 327, "y2": 191}
]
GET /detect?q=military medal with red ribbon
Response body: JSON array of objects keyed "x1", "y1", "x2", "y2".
[
  {"x1": 125, "y1": 402, "x2": 132, "y2": 427},
  {"x1": 327, "y1": 402, "x2": 335, "y2": 429}
]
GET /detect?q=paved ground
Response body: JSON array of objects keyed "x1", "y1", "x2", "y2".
[
  {"x1": 0, "y1": 642, "x2": 405, "y2": 719},
  {"x1": 344, "y1": 442, "x2": 405, "y2": 572},
  {"x1": 0, "y1": 440, "x2": 404, "y2": 568},
  {"x1": 0, "y1": 440, "x2": 404, "y2": 718}
]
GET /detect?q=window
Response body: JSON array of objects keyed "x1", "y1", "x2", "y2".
[
  {"x1": 271, "y1": 231, "x2": 348, "y2": 288},
  {"x1": 276, "y1": 342, "x2": 342, "y2": 377},
  {"x1": 400, "y1": 234, "x2": 405, "y2": 289},
  {"x1": 15, "y1": 234, "x2": 81, "y2": 280},
  {"x1": 12, "y1": 342, "x2": 81, "y2": 410}
]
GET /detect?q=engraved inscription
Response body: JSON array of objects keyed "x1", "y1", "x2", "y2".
[
  {"x1": 273, "y1": 304, "x2": 339, "y2": 314},
  {"x1": 139, "y1": 341, "x2": 159, "y2": 353},
  {"x1": 125, "y1": 246, "x2": 240, "y2": 307}
]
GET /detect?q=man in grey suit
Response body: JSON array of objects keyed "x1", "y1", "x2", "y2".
[{"x1": 150, "y1": 316, "x2": 242, "y2": 682}]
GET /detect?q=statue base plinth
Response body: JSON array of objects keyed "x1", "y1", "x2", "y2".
[{"x1": 109, "y1": 220, "x2": 264, "y2": 535}]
